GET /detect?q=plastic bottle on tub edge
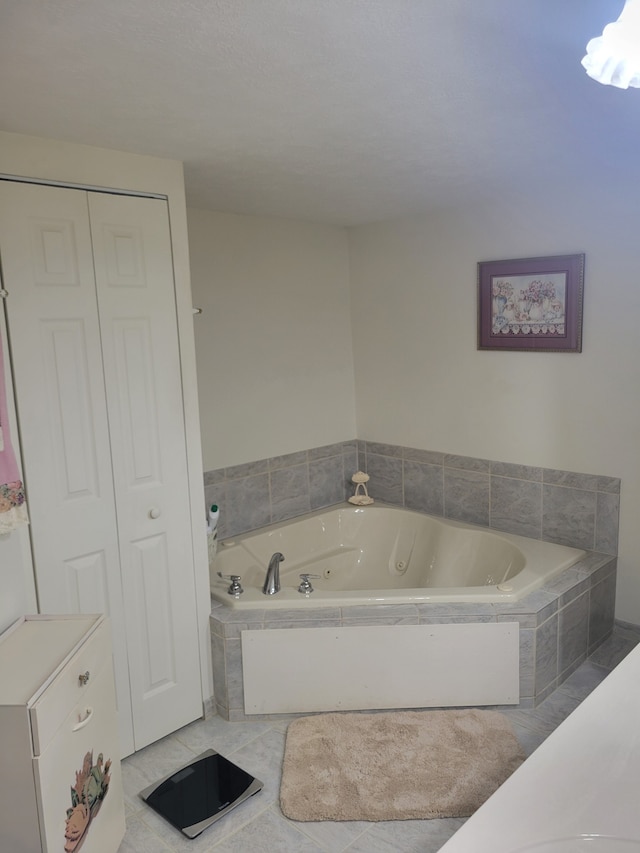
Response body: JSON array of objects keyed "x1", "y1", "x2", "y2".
[{"x1": 207, "y1": 504, "x2": 219, "y2": 563}]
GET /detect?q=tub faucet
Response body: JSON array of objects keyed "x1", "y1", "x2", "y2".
[{"x1": 263, "y1": 552, "x2": 285, "y2": 595}]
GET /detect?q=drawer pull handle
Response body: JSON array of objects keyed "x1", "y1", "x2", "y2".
[
  {"x1": 78, "y1": 671, "x2": 90, "y2": 686},
  {"x1": 72, "y1": 707, "x2": 94, "y2": 732}
]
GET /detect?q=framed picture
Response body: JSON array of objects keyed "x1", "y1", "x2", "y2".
[{"x1": 478, "y1": 253, "x2": 585, "y2": 352}]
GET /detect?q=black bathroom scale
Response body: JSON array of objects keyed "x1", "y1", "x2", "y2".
[{"x1": 139, "y1": 749, "x2": 263, "y2": 839}]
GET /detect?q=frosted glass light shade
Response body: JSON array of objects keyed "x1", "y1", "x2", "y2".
[{"x1": 582, "y1": 0, "x2": 640, "y2": 88}]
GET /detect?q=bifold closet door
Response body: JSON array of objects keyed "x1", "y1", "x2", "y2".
[
  {"x1": 0, "y1": 181, "x2": 135, "y2": 754},
  {"x1": 87, "y1": 191, "x2": 202, "y2": 751},
  {"x1": 0, "y1": 181, "x2": 202, "y2": 755}
]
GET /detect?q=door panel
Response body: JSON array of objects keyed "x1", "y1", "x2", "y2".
[
  {"x1": 131, "y1": 532, "x2": 177, "y2": 696},
  {"x1": 112, "y1": 318, "x2": 160, "y2": 485},
  {"x1": 42, "y1": 320, "x2": 101, "y2": 499},
  {"x1": 29, "y1": 216, "x2": 82, "y2": 287},
  {"x1": 88, "y1": 192, "x2": 202, "y2": 749},
  {"x1": 63, "y1": 550, "x2": 110, "y2": 614}
]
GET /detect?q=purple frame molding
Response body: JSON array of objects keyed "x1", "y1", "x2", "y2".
[{"x1": 478, "y1": 253, "x2": 585, "y2": 352}]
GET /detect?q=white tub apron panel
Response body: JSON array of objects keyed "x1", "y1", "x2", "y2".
[{"x1": 241, "y1": 622, "x2": 519, "y2": 714}]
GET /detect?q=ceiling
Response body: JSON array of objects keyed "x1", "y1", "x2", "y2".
[{"x1": 1, "y1": 0, "x2": 636, "y2": 226}]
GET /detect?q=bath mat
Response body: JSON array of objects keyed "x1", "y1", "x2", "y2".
[{"x1": 280, "y1": 709, "x2": 525, "y2": 822}]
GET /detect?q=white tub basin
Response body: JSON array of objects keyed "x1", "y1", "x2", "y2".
[{"x1": 211, "y1": 504, "x2": 585, "y2": 608}]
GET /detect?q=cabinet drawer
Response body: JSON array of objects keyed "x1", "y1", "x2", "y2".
[
  {"x1": 30, "y1": 621, "x2": 112, "y2": 756},
  {"x1": 34, "y1": 665, "x2": 125, "y2": 853}
]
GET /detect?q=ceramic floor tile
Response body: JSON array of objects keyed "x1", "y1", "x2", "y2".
[
  {"x1": 284, "y1": 814, "x2": 372, "y2": 850},
  {"x1": 132, "y1": 727, "x2": 287, "y2": 853},
  {"x1": 345, "y1": 816, "x2": 466, "y2": 852},
  {"x1": 131, "y1": 732, "x2": 280, "y2": 851},
  {"x1": 120, "y1": 734, "x2": 198, "y2": 815},
  {"x1": 527, "y1": 689, "x2": 582, "y2": 731},
  {"x1": 343, "y1": 829, "x2": 412, "y2": 853},
  {"x1": 136, "y1": 802, "x2": 261, "y2": 853},
  {"x1": 559, "y1": 660, "x2": 610, "y2": 701},
  {"x1": 502, "y1": 688, "x2": 581, "y2": 739},
  {"x1": 173, "y1": 713, "x2": 274, "y2": 757},
  {"x1": 501, "y1": 707, "x2": 555, "y2": 739},
  {"x1": 509, "y1": 720, "x2": 548, "y2": 756},
  {"x1": 118, "y1": 622, "x2": 638, "y2": 852},
  {"x1": 118, "y1": 814, "x2": 172, "y2": 852},
  {"x1": 588, "y1": 626, "x2": 640, "y2": 670},
  {"x1": 229, "y1": 727, "x2": 288, "y2": 806},
  {"x1": 209, "y1": 804, "x2": 326, "y2": 851}
]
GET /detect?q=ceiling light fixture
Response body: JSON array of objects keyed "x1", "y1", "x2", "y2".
[{"x1": 582, "y1": 0, "x2": 640, "y2": 88}]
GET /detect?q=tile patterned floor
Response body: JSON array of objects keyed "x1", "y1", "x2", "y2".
[{"x1": 118, "y1": 621, "x2": 640, "y2": 853}]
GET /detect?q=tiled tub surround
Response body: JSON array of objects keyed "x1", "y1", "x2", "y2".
[
  {"x1": 204, "y1": 441, "x2": 358, "y2": 540},
  {"x1": 210, "y1": 549, "x2": 616, "y2": 721},
  {"x1": 204, "y1": 441, "x2": 620, "y2": 556},
  {"x1": 360, "y1": 442, "x2": 621, "y2": 555}
]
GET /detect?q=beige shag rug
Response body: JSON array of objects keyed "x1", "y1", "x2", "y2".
[{"x1": 280, "y1": 709, "x2": 525, "y2": 822}]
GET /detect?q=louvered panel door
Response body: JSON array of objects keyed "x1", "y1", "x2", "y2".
[
  {"x1": 87, "y1": 192, "x2": 201, "y2": 750},
  {"x1": 0, "y1": 181, "x2": 135, "y2": 755}
]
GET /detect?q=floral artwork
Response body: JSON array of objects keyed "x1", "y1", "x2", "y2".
[
  {"x1": 64, "y1": 751, "x2": 112, "y2": 853},
  {"x1": 477, "y1": 254, "x2": 584, "y2": 352},
  {"x1": 491, "y1": 273, "x2": 567, "y2": 337}
]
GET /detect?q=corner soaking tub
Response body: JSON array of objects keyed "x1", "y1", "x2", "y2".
[{"x1": 210, "y1": 504, "x2": 585, "y2": 609}]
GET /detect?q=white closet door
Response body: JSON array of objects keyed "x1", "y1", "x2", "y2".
[
  {"x1": 88, "y1": 192, "x2": 202, "y2": 750},
  {"x1": 0, "y1": 181, "x2": 135, "y2": 755}
]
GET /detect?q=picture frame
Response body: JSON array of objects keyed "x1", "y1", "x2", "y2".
[{"x1": 477, "y1": 253, "x2": 585, "y2": 352}]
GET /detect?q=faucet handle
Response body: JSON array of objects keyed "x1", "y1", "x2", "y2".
[
  {"x1": 298, "y1": 573, "x2": 321, "y2": 594},
  {"x1": 217, "y1": 572, "x2": 244, "y2": 597}
]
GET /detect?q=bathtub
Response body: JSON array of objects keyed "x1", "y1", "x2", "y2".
[{"x1": 210, "y1": 504, "x2": 585, "y2": 610}]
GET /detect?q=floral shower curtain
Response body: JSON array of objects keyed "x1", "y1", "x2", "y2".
[{"x1": 0, "y1": 325, "x2": 28, "y2": 534}]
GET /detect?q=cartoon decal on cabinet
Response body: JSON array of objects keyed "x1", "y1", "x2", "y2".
[{"x1": 64, "y1": 751, "x2": 112, "y2": 853}]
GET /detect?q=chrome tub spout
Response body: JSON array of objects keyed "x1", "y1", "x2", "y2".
[{"x1": 263, "y1": 552, "x2": 285, "y2": 595}]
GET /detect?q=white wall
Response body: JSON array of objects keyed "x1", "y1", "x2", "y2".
[
  {"x1": 188, "y1": 208, "x2": 356, "y2": 471},
  {"x1": 348, "y1": 179, "x2": 640, "y2": 624}
]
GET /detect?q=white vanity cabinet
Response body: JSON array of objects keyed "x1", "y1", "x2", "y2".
[{"x1": 0, "y1": 614, "x2": 125, "y2": 853}]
